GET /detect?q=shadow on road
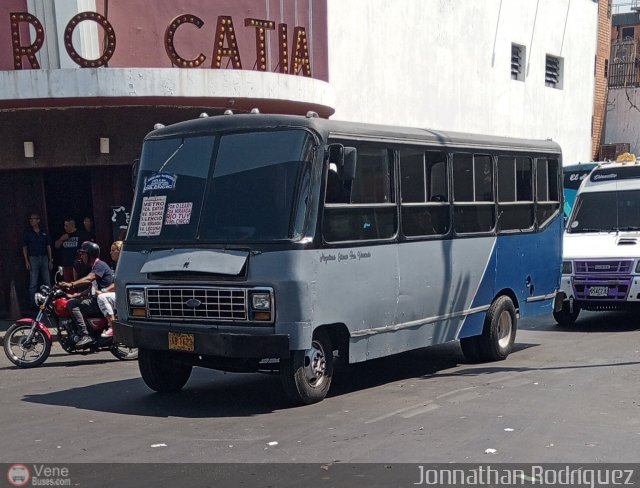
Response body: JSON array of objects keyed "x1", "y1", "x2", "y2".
[{"x1": 20, "y1": 341, "x2": 541, "y2": 417}]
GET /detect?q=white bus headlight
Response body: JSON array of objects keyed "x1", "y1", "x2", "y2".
[
  {"x1": 251, "y1": 293, "x2": 271, "y2": 310},
  {"x1": 128, "y1": 289, "x2": 146, "y2": 306},
  {"x1": 562, "y1": 261, "x2": 572, "y2": 275}
]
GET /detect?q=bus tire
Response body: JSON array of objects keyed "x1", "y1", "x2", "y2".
[
  {"x1": 280, "y1": 329, "x2": 333, "y2": 405},
  {"x1": 461, "y1": 295, "x2": 516, "y2": 363},
  {"x1": 138, "y1": 348, "x2": 192, "y2": 393},
  {"x1": 553, "y1": 302, "x2": 580, "y2": 325}
]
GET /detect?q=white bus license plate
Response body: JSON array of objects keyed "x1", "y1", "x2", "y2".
[
  {"x1": 588, "y1": 286, "x2": 609, "y2": 297},
  {"x1": 168, "y1": 332, "x2": 194, "y2": 352}
]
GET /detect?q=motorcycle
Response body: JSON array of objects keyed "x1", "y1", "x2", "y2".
[{"x1": 3, "y1": 271, "x2": 137, "y2": 368}]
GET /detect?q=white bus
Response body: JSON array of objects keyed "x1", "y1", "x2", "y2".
[
  {"x1": 114, "y1": 113, "x2": 563, "y2": 404},
  {"x1": 555, "y1": 156, "x2": 640, "y2": 324}
]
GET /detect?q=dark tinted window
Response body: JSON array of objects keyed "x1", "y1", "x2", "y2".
[
  {"x1": 323, "y1": 144, "x2": 397, "y2": 242},
  {"x1": 400, "y1": 149, "x2": 449, "y2": 237},
  {"x1": 497, "y1": 156, "x2": 534, "y2": 232},
  {"x1": 536, "y1": 158, "x2": 561, "y2": 226},
  {"x1": 453, "y1": 153, "x2": 495, "y2": 234}
]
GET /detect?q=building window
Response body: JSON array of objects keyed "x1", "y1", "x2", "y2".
[
  {"x1": 622, "y1": 27, "x2": 635, "y2": 41},
  {"x1": 511, "y1": 43, "x2": 525, "y2": 81},
  {"x1": 545, "y1": 55, "x2": 563, "y2": 89}
]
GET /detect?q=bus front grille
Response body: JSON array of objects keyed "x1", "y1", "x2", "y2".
[
  {"x1": 146, "y1": 287, "x2": 247, "y2": 321},
  {"x1": 574, "y1": 260, "x2": 633, "y2": 274}
]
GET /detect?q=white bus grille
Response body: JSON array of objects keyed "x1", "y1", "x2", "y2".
[{"x1": 146, "y1": 287, "x2": 247, "y2": 321}]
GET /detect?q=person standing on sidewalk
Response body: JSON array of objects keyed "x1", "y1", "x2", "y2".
[
  {"x1": 54, "y1": 218, "x2": 89, "y2": 282},
  {"x1": 22, "y1": 213, "x2": 53, "y2": 306}
]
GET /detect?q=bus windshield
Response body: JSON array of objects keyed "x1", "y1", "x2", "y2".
[
  {"x1": 128, "y1": 129, "x2": 316, "y2": 243},
  {"x1": 567, "y1": 189, "x2": 640, "y2": 233}
]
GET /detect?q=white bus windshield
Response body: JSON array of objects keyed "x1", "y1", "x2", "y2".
[
  {"x1": 568, "y1": 189, "x2": 640, "y2": 233},
  {"x1": 128, "y1": 129, "x2": 315, "y2": 242}
]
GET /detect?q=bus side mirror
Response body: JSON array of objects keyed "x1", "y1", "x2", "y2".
[
  {"x1": 342, "y1": 147, "x2": 357, "y2": 181},
  {"x1": 326, "y1": 144, "x2": 357, "y2": 181},
  {"x1": 131, "y1": 158, "x2": 139, "y2": 190}
]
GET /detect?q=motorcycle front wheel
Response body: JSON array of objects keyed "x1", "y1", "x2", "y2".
[
  {"x1": 110, "y1": 344, "x2": 138, "y2": 361},
  {"x1": 3, "y1": 322, "x2": 52, "y2": 368}
]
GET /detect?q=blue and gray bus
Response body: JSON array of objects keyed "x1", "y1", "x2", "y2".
[{"x1": 113, "y1": 113, "x2": 563, "y2": 404}]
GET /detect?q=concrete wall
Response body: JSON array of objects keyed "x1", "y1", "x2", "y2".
[
  {"x1": 326, "y1": 0, "x2": 599, "y2": 164},
  {"x1": 605, "y1": 87, "x2": 640, "y2": 153}
]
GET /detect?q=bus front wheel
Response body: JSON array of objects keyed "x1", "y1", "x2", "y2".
[
  {"x1": 280, "y1": 329, "x2": 333, "y2": 404},
  {"x1": 553, "y1": 301, "x2": 580, "y2": 325},
  {"x1": 138, "y1": 348, "x2": 192, "y2": 393},
  {"x1": 461, "y1": 295, "x2": 516, "y2": 363}
]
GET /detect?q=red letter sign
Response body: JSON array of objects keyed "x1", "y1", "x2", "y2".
[
  {"x1": 64, "y1": 11, "x2": 116, "y2": 67},
  {"x1": 291, "y1": 27, "x2": 311, "y2": 77},
  {"x1": 277, "y1": 23, "x2": 289, "y2": 74},
  {"x1": 165, "y1": 14, "x2": 206, "y2": 68},
  {"x1": 244, "y1": 18, "x2": 275, "y2": 71},
  {"x1": 211, "y1": 16, "x2": 242, "y2": 69},
  {"x1": 10, "y1": 12, "x2": 45, "y2": 69}
]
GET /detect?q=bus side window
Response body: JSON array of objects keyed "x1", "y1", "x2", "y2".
[
  {"x1": 323, "y1": 144, "x2": 396, "y2": 242},
  {"x1": 452, "y1": 153, "x2": 495, "y2": 234},
  {"x1": 400, "y1": 149, "x2": 449, "y2": 237}
]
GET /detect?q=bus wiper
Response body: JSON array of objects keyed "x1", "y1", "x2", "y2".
[
  {"x1": 575, "y1": 228, "x2": 605, "y2": 233},
  {"x1": 615, "y1": 226, "x2": 640, "y2": 231}
]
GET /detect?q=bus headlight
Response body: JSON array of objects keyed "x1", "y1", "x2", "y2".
[
  {"x1": 128, "y1": 289, "x2": 146, "y2": 306},
  {"x1": 249, "y1": 291, "x2": 273, "y2": 322},
  {"x1": 251, "y1": 293, "x2": 271, "y2": 310},
  {"x1": 562, "y1": 261, "x2": 572, "y2": 275}
]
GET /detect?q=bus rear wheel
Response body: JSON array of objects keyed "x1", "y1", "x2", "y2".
[
  {"x1": 553, "y1": 301, "x2": 580, "y2": 325},
  {"x1": 138, "y1": 348, "x2": 192, "y2": 393},
  {"x1": 461, "y1": 295, "x2": 516, "y2": 363},
  {"x1": 280, "y1": 329, "x2": 333, "y2": 405}
]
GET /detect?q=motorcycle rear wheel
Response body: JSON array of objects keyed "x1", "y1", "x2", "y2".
[
  {"x1": 110, "y1": 344, "x2": 138, "y2": 361},
  {"x1": 3, "y1": 322, "x2": 52, "y2": 368}
]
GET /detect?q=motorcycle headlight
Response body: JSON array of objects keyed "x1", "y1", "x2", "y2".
[{"x1": 34, "y1": 292, "x2": 47, "y2": 306}]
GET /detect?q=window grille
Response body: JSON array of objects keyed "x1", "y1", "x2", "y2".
[
  {"x1": 545, "y1": 55, "x2": 562, "y2": 88},
  {"x1": 511, "y1": 44, "x2": 523, "y2": 80}
]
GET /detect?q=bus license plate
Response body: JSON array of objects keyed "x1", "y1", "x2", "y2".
[
  {"x1": 168, "y1": 332, "x2": 194, "y2": 352},
  {"x1": 588, "y1": 286, "x2": 609, "y2": 297}
]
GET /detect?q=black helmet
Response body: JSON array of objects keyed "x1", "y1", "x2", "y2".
[{"x1": 79, "y1": 241, "x2": 100, "y2": 260}]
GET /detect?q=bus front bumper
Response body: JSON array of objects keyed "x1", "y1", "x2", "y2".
[{"x1": 113, "y1": 320, "x2": 290, "y2": 359}]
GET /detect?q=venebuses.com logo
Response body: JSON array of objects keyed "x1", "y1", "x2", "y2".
[
  {"x1": 6, "y1": 464, "x2": 71, "y2": 486},
  {"x1": 7, "y1": 465, "x2": 30, "y2": 487}
]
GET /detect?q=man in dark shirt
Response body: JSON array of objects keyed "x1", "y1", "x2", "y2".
[
  {"x1": 22, "y1": 213, "x2": 53, "y2": 306},
  {"x1": 61, "y1": 241, "x2": 114, "y2": 348},
  {"x1": 54, "y1": 218, "x2": 90, "y2": 282}
]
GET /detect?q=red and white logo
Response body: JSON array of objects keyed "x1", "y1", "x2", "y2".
[{"x1": 7, "y1": 464, "x2": 30, "y2": 487}]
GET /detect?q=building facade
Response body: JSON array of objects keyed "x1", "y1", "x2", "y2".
[{"x1": 0, "y1": 0, "x2": 604, "y2": 314}]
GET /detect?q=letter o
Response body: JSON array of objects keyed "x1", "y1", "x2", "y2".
[{"x1": 64, "y1": 11, "x2": 116, "y2": 67}]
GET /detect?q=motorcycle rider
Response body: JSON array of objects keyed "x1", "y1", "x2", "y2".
[{"x1": 61, "y1": 241, "x2": 114, "y2": 348}]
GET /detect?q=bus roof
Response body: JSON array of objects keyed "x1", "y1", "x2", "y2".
[
  {"x1": 147, "y1": 113, "x2": 562, "y2": 155},
  {"x1": 580, "y1": 159, "x2": 640, "y2": 193}
]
